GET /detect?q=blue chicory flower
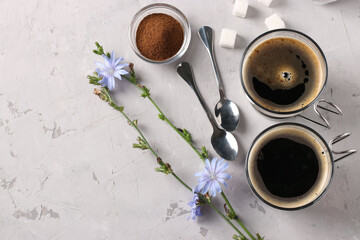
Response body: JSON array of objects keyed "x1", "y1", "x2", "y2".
[
  {"x1": 95, "y1": 51, "x2": 129, "y2": 91},
  {"x1": 188, "y1": 193, "x2": 203, "y2": 220},
  {"x1": 194, "y1": 158, "x2": 232, "y2": 197}
]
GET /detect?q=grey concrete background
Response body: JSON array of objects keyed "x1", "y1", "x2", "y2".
[{"x1": 0, "y1": 0, "x2": 359, "y2": 239}]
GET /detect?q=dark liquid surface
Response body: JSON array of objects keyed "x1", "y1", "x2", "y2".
[
  {"x1": 244, "y1": 37, "x2": 322, "y2": 111},
  {"x1": 257, "y1": 138, "x2": 319, "y2": 198},
  {"x1": 252, "y1": 77, "x2": 305, "y2": 105}
]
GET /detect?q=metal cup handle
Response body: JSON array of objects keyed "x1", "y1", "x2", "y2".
[
  {"x1": 329, "y1": 132, "x2": 357, "y2": 162},
  {"x1": 298, "y1": 99, "x2": 342, "y2": 129}
]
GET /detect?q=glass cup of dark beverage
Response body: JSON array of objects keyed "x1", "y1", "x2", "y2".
[
  {"x1": 240, "y1": 29, "x2": 328, "y2": 118},
  {"x1": 246, "y1": 123, "x2": 334, "y2": 210}
]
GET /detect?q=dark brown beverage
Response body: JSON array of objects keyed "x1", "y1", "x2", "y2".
[
  {"x1": 247, "y1": 124, "x2": 333, "y2": 209},
  {"x1": 257, "y1": 138, "x2": 319, "y2": 198},
  {"x1": 242, "y1": 37, "x2": 325, "y2": 113}
]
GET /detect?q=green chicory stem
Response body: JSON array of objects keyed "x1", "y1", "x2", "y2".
[
  {"x1": 97, "y1": 89, "x2": 246, "y2": 237},
  {"x1": 171, "y1": 172, "x2": 192, "y2": 192},
  {"x1": 123, "y1": 75, "x2": 205, "y2": 162},
  {"x1": 148, "y1": 96, "x2": 205, "y2": 162},
  {"x1": 90, "y1": 42, "x2": 259, "y2": 239},
  {"x1": 123, "y1": 73, "x2": 257, "y2": 240},
  {"x1": 106, "y1": 91, "x2": 158, "y2": 158}
]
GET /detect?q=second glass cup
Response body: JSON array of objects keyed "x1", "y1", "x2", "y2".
[{"x1": 246, "y1": 123, "x2": 334, "y2": 210}]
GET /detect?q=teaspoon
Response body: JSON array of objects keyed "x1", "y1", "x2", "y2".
[
  {"x1": 177, "y1": 62, "x2": 238, "y2": 161},
  {"x1": 198, "y1": 26, "x2": 240, "y2": 132}
]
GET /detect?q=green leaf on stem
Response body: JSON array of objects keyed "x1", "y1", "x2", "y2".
[
  {"x1": 109, "y1": 102, "x2": 124, "y2": 112},
  {"x1": 232, "y1": 234, "x2": 248, "y2": 240},
  {"x1": 155, "y1": 163, "x2": 173, "y2": 175},
  {"x1": 133, "y1": 136, "x2": 148, "y2": 150},
  {"x1": 129, "y1": 64, "x2": 137, "y2": 84},
  {"x1": 88, "y1": 72, "x2": 102, "y2": 86},
  {"x1": 94, "y1": 42, "x2": 105, "y2": 55},
  {"x1": 133, "y1": 143, "x2": 148, "y2": 150},
  {"x1": 256, "y1": 234, "x2": 265, "y2": 240},
  {"x1": 133, "y1": 119, "x2": 138, "y2": 127},
  {"x1": 140, "y1": 86, "x2": 150, "y2": 98},
  {"x1": 158, "y1": 113, "x2": 166, "y2": 121},
  {"x1": 93, "y1": 41, "x2": 110, "y2": 57},
  {"x1": 201, "y1": 146, "x2": 209, "y2": 159},
  {"x1": 182, "y1": 129, "x2": 192, "y2": 142}
]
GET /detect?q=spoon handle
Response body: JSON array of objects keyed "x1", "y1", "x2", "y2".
[
  {"x1": 198, "y1": 26, "x2": 225, "y2": 99},
  {"x1": 176, "y1": 62, "x2": 219, "y2": 130}
]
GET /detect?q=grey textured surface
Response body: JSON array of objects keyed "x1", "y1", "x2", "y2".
[{"x1": 0, "y1": 0, "x2": 359, "y2": 239}]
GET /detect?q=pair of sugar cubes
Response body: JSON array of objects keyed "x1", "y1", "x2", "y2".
[
  {"x1": 233, "y1": 0, "x2": 285, "y2": 29},
  {"x1": 220, "y1": 13, "x2": 285, "y2": 48},
  {"x1": 220, "y1": 0, "x2": 285, "y2": 49}
]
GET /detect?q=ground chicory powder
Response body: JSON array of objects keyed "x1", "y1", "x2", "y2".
[{"x1": 136, "y1": 13, "x2": 184, "y2": 61}]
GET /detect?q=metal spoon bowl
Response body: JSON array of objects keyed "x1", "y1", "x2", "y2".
[
  {"x1": 198, "y1": 26, "x2": 240, "y2": 132},
  {"x1": 215, "y1": 99, "x2": 240, "y2": 132},
  {"x1": 211, "y1": 128, "x2": 238, "y2": 161},
  {"x1": 177, "y1": 62, "x2": 238, "y2": 161}
]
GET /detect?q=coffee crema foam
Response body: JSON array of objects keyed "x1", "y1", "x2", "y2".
[
  {"x1": 247, "y1": 125, "x2": 333, "y2": 209},
  {"x1": 242, "y1": 37, "x2": 325, "y2": 112}
]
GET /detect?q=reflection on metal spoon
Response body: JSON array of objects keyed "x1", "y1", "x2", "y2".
[
  {"x1": 177, "y1": 62, "x2": 238, "y2": 161},
  {"x1": 198, "y1": 26, "x2": 240, "y2": 132}
]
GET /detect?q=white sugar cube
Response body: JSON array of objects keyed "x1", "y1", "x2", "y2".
[
  {"x1": 219, "y1": 28, "x2": 237, "y2": 49},
  {"x1": 265, "y1": 14, "x2": 285, "y2": 30},
  {"x1": 312, "y1": 0, "x2": 337, "y2": 5},
  {"x1": 257, "y1": 0, "x2": 273, "y2": 7},
  {"x1": 233, "y1": 0, "x2": 249, "y2": 18}
]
